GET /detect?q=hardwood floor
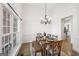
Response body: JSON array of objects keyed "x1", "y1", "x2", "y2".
[
  {"x1": 62, "y1": 39, "x2": 79, "y2": 56},
  {"x1": 17, "y1": 43, "x2": 31, "y2": 56},
  {"x1": 17, "y1": 40, "x2": 79, "y2": 56}
]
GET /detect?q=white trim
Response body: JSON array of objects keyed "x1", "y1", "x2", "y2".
[{"x1": 9, "y1": 42, "x2": 22, "y2": 56}]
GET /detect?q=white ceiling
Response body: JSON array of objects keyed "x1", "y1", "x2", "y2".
[
  {"x1": 22, "y1": 3, "x2": 58, "y2": 11},
  {"x1": 21, "y1": 3, "x2": 79, "y2": 12},
  {"x1": 22, "y1": 3, "x2": 56, "y2": 9},
  {"x1": 10, "y1": 3, "x2": 79, "y2": 19}
]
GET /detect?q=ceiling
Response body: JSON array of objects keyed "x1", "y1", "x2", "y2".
[{"x1": 21, "y1": 3, "x2": 78, "y2": 12}]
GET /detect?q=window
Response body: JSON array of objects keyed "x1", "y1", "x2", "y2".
[
  {"x1": 1, "y1": 6, "x2": 19, "y2": 55},
  {"x1": 2, "y1": 7, "x2": 11, "y2": 55}
]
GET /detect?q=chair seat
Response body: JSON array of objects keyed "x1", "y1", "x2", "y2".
[
  {"x1": 48, "y1": 49, "x2": 60, "y2": 55},
  {"x1": 32, "y1": 41, "x2": 43, "y2": 52},
  {"x1": 47, "y1": 47, "x2": 54, "y2": 55},
  {"x1": 35, "y1": 47, "x2": 43, "y2": 52},
  {"x1": 46, "y1": 45, "x2": 61, "y2": 55}
]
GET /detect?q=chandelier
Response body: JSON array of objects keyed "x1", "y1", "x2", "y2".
[{"x1": 40, "y1": 3, "x2": 51, "y2": 24}]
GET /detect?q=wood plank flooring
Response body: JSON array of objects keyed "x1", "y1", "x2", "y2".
[
  {"x1": 17, "y1": 40, "x2": 79, "y2": 56},
  {"x1": 62, "y1": 39, "x2": 79, "y2": 56},
  {"x1": 17, "y1": 43, "x2": 31, "y2": 56}
]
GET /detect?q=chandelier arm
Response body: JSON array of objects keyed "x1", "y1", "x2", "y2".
[{"x1": 40, "y1": 1, "x2": 51, "y2": 24}]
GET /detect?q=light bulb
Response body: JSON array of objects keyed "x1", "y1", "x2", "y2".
[
  {"x1": 40, "y1": 17, "x2": 43, "y2": 20},
  {"x1": 48, "y1": 17, "x2": 52, "y2": 21},
  {"x1": 46, "y1": 15, "x2": 49, "y2": 18}
]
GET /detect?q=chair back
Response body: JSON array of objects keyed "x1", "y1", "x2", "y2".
[
  {"x1": 47, "y1": 34, "x2": 51, "y2": 39},
  {"x1": 36, "y1": 33, "x2": 43, "y2": 42},
  {"x1": 51, "y1": 40, "x2": 63, "y2": 56},
  {"x1": 51, "y1": 35, "x2": 58, "y2": 40}
]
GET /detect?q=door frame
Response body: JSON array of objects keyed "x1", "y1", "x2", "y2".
[{"x1": 61, "y1": 15, "x2": 73, "y2": 41}]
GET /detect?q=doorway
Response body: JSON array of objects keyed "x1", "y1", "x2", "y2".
[
  {"x1": 61, "y1": 16, "x2": 73, "y2": 42},
  {"x1": 61, "y1": 15, "x2": 73, "y2": 55}
]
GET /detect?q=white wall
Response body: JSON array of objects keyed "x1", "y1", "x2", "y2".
[
  {"x1": 50, "y1": 3, "x2": 79, "y2": 53},
  {"x1": 22, "y1": 4, "x2": 53, "y2": 42},
  {"x1": 22, "y1": 3, "x2": 79, "y2": 53}
]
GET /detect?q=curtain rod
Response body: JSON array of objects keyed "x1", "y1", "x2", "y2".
[{"x1": 7, "y1": 3, "x2": 22, "y2": 21}]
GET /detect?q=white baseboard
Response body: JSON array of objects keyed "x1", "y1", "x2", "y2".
[
  {"x1": 22, "y1": 40, "x2": 34, "y2": 43},
  {"x1": 15, "y1": 43, "x2": 22, "y2": 56},
  {"x1": 9, "y1": 43, "x2": 22, "y2": 56}
]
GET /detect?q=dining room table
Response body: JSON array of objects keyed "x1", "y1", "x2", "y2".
[
  {"x1": 39, "y1": 40, "x2": 49, "y2": 55},
  {"x1": 36, "y1": 32, "x2": 63, "y2": 56},
  {"x1": 38, "y1": 36, "x2": 56, "y2": 56}
]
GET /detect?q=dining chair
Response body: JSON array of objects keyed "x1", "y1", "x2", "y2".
[
  {"x1": 32, "y1": 41, "x2": 43, "y2": 56},
  {"x1": 46, "y1": 34, "x2": 51, "y2": 39},
  {"x1": 37, "y1": 33, "x2": 42, "y2": 37},
  {"x1": 32, "y1": 34, "x2": 43, "y2": 56},
  {"x1": 51, "y1": 35, "x2": 58, "y2": 40},
  {"x1": 48, "y1": 40, "x2": 63, "y2": 56},
  {"x1": 36, "y1": 33, "x2": 43, "y2": 41}
]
